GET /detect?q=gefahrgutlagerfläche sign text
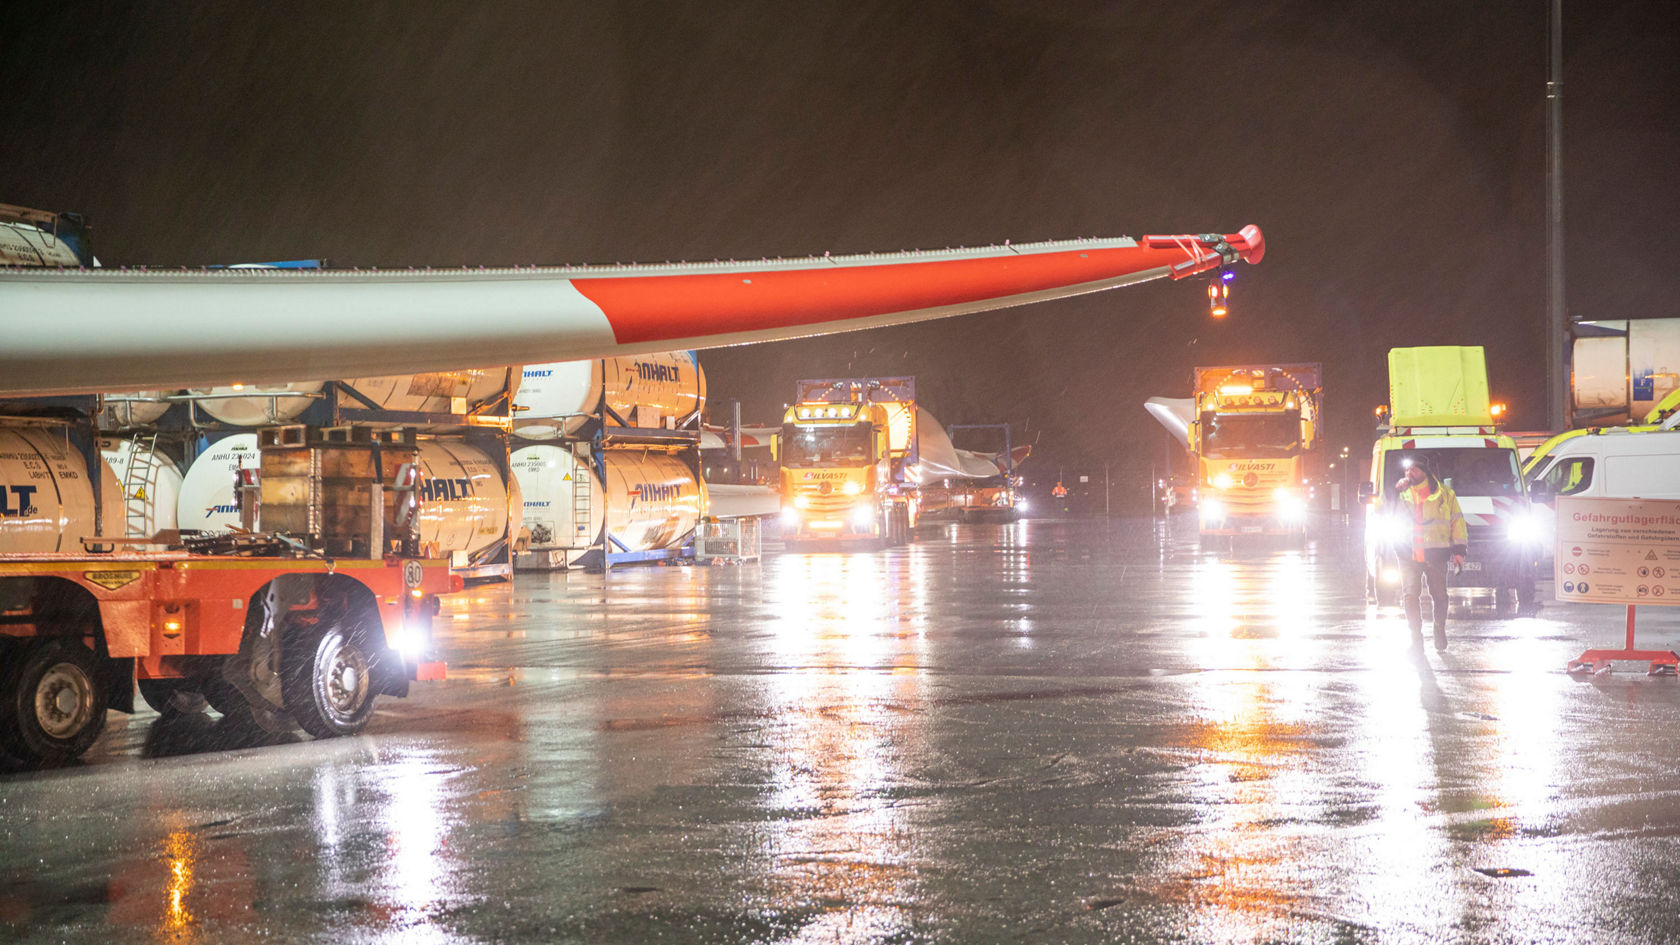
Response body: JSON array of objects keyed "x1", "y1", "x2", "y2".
[{"x1": 1555, "y1": 497, "x2": 1680, "y2": 606}]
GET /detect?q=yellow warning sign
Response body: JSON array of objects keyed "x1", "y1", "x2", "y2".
[
  {"x1": 83, "y1": 570, "x2": 142, "y2": 590},
  {"x1": 133, "y1": 487, "x2": 148, "y2": 501}
]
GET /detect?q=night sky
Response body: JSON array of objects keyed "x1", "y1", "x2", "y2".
[{"x1": 3, "y1": 2, "x2": 1676, "y2": 502}]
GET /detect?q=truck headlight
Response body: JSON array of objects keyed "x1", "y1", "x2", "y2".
[
  {"x1": 851, "y1": 504, "x2": 876, "y2": 528},
  {"x1": 780, "y1": 507, "x2": 802, "y2": 527},
  {"x1": 794, "y1": 495, "x2": 812, "y2": 510},
  {"x1": 1213, "y1": 473, "x2": 1234, "y2": 490},
  {"x1": 842, "y1": 480, "x2": 862, "y2": 496},
  {"x1": 1201, "y1": 498, "x2": 1225, "y2": 521},
  {"x1": 389, "y1": 620, "x2": 429, "y2": 661},
  {"x1": 1278, "y1": 492, "x2": 1307, "y2": 522}
]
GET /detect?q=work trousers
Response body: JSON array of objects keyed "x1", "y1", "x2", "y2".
[{"x1": 1401, "y1": 548, "x2": 1451, "y2": 637}]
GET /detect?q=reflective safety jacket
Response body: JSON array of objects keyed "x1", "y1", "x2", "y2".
[{"x1": 1396, "y1": 478, "x2": 1469, "y2": 561}]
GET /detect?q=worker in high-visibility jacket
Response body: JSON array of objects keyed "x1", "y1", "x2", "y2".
[{"x1": 1392, "y1": 456, "x2": 1469, "y2": 651}]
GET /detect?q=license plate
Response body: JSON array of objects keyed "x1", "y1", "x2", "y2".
[{"x1": 1461, "y1": 561, "x2": 1482, "y2": 571}]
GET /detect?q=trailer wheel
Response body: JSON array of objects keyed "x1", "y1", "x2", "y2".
[
  {"x1": 283, "y1": 615, "x2": 378, "y2": 739},
  {"x1": 0, "y1": 639, "x2": 109, "y2": 765},
  {"x1": 138, "y1": 679, "x2": 208, "y2": 718}
]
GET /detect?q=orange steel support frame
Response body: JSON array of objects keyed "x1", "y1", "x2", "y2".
[{"x1": 1566, "y1": 605, "x2": 1680, "y2": 676}]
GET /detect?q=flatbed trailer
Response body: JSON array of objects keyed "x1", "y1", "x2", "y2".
[
  {"x1": 0, "y1": 423, "x2": 461, "y2": 767},
  {"x1": 0, "y1": 548, "x2": 454, "y2": 765}
]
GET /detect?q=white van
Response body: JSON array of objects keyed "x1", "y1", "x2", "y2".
[{"x1": 1523, "y1": 427, "x2": 1680, "y2": 562}]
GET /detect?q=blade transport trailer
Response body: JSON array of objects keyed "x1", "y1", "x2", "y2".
[{"x1": 0, "y1": 426, "x2": 456, "y2": 766}]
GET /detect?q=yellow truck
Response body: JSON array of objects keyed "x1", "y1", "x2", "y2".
[
  {"x1": 777, "y1": 377, "x2": 917, "y2": 547},
  {"x1": 1189, "y1": 363, "x2": 1322, "y2": 543},
  {"x1": 1361, "y1": 346, "x2": 1541, "y2": 614}
]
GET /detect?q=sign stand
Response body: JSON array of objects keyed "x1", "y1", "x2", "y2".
[
  {"x1": 1566, "y1": 604, "x2": 1680, "y2": 676},
  {"x1": 1554, "y1": 496, "x2": 1680, "y2": 677}
]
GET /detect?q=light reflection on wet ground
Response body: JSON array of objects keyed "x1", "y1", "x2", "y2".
[{"x1": 4, "y1": 516, "x2": 1680, "y2": 943}]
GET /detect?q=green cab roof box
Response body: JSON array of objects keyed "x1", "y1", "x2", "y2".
[{"x1": 1388, "y1": 346, "x2": 1493, "y2": 427}]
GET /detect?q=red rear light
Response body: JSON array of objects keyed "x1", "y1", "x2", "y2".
[{"x1": 449, "y1": 574, "x2": 465, "y2": 593}]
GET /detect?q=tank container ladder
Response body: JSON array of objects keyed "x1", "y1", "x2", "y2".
[
  {"x1": 571, "y1": 464, "x2": 593, "y2": 542},
  {"x1": 121, "y1": 434, "x2": 159, "y2": 538}
]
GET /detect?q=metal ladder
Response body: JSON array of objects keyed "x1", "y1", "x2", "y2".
[
  {"x1": 120, "y1": 434, "x2": 159, "y2": 538},
  {"x1": 571, "y1": 463, "x2": 593, "y2": 544}
]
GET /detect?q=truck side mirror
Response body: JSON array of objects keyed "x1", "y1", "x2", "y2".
[
  {"x1": 1527, "y1": 479, "x2": 1554, "y2": 503},
  {"x1": 1357, "y1": 481, "x2": 1375, "y2": 500}
]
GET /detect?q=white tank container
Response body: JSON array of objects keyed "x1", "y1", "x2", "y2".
[
  {"x1": 339, "y1": 369, "x2": 519, "y2": 415},
  {"x1": 100, "y1": 436, "x2": 184, "y2": 538},
  {"x1": 415, "y1": 439, "x2": 510, "y2": 559},
  {"x1": 1574, "y1": 319, "x2": 1680, "y2": 425},
  {"x1": 186, "y1": 369, "x2": 520, "y2": 426},
  {"x1": 176, "y1": 433, "x2": 261, "y2": 533},
  {"x1": 176, "y1": 433, "x2": 513, "y2": 560},
  {"x1": 512, "y1": 353, "x2": 705, "y2": 439},
  {"x1": 0, "y1": 220, "x2": 84, "y2": 267},
  {"x1": 0, "y1": 428, "x2": 126, "y2": 553},
  {"x1": 98, "y1": 391, "x2": 176, "y2": 430},
  {"x1": 511, "y1": 445, "x2": 705, "y2": 566},
  {"x1": 186, "y1": 383, "x2": 323, "y2": 426}
]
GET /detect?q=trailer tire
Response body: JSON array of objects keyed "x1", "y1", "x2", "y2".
[
  {"x1": 139, "y1": 679, "x2": 208, "y2": 718},
  {"x1": 0, "y1": 639, "x2": 109, "y2": 765},
  {"x1": 203, "y1": 676, "x2": 248, "y2": 715},
  {"x1": 283, "y1": 615, "x2": 378, "y2": 739}
]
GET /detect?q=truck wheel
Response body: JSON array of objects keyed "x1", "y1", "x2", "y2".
[
  {"x1": 0, "y1": 639, "x2": 109, "y2": 765},
  {"x1": 138, "y1": 679, "x2": 208, "y2": 718},
  {"x1": 283, "y1": 617, "x2": 378, "y2": 739}
]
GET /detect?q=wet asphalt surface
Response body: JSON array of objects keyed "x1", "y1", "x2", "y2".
[{"x1": 5, "y1": 515, "x2": 1680, "y2": 944}]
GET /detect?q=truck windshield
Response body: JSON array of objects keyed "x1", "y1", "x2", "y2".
[
  {"x1": 1384, "y1": 448, "x2": 1523, "y2": 498},
  {"x1": 1201, "y1": 411, "x2": 1301, "y2": 458},
  {"x1": 781, "y1": 423, "x2": 873, "y2": 466}
]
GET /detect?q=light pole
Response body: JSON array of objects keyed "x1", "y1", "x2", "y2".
[{"x1": 1546, "y1": 0, "x2": 1567, "y2": 429}]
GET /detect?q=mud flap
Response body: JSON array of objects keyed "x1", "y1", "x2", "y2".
[{"x1": 224, "y1": 574, "x2": 314, "y2": 732}]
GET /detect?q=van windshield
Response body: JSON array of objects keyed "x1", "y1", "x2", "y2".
[{"x1": 1383, "y1": 448, "x2": 1523, "y2": 498}]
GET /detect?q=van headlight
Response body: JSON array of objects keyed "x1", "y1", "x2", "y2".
[
  {"x1": 1372, "y1": 515, "x2": 1408, "y2": 544},
  {"x1": 1506, "y1": 512, "x2": 1541, "y2": 546}
]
